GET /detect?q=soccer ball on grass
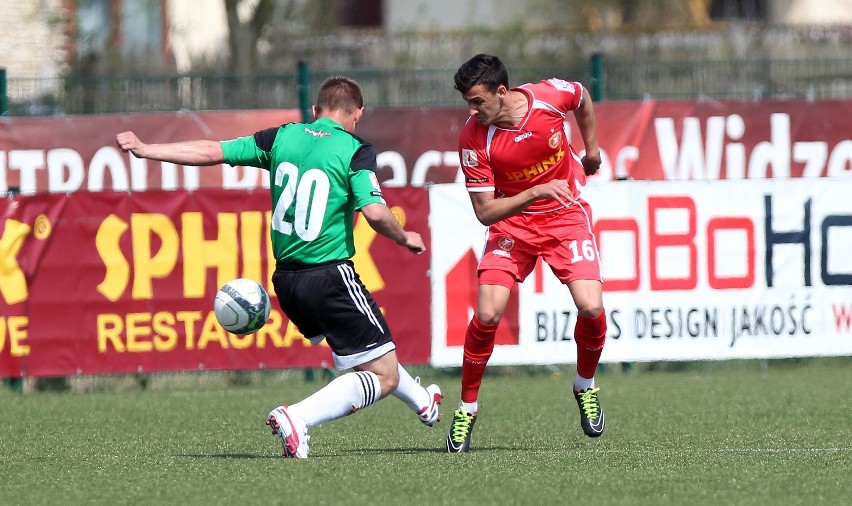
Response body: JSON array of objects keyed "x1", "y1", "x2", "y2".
[{"x1": 213, "y1": 278, "x2": 271, "y2": 335}]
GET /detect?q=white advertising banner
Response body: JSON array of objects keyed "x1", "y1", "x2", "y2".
[{"x1": 429, "y1": 178, "x2": 852, "y2": 366}]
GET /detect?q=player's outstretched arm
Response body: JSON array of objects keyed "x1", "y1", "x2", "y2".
[
  {"x1": 360, "y1": 202, "x2": 426, "y2": 254},
  {"x1": 116, "y1": 131, "x2": 225, "y2": 166}
]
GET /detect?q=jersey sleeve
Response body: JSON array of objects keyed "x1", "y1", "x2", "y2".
[
  {"x1": 348, "y1": 143, "x2": 386, "y2": 209},
  {"x1": 458, "y1": 119, "x2": 494, "y2": 192},
  {"x1": 542, "y1": 78, "x2": 584, "y2": 112},
  {"x1": 219, "y1": 126, "x2": 278, "y2": 169}
]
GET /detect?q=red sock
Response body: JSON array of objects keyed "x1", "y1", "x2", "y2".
[
  {"x1": 575, "y1": 311, "x2": 607, "y2": 380},
  {"x1": 461, "y1": 316, "x2": 498, "y2": 403}
]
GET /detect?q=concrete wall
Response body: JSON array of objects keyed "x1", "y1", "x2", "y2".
[
  {"x1": 385, "y1": 0, "x2": 852, "y2": 30},
  {"x1": 167, "y1": 0, "x2": 229, "y2": 72},
  {"x1": 0, "y1": 0, "x2": 66, "y2": 79},
  {"x1": 772, "y1": 0, "x2": 852, "y2": 24},
  {"x1": 385, "y1": 0, "x2": 535, "y2": 31},
  {"x1": 2, "y1": 0, "x2": 850, "y2": 81},
  {"x1": 0, "y1": 0, "x2": 232, "y2": 78}
]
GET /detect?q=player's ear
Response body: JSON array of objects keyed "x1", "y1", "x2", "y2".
[{"x1": 311, "y1": 105, "x2": 318, "y2": 120}]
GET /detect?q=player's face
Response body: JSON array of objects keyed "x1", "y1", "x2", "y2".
[{"x1": 462, "y1": 84, "x2": 505, "y2": 126}]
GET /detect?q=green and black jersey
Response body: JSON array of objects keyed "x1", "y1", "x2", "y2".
[{"x1": 220, "y1": 117, "x2": 385, "y2": 264}]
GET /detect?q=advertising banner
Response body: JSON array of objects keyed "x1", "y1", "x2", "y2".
[
  {"x1": 0, "y1": 109, "x2": 301, "y2": 194},
  {"x1": 3, "y1": 100, "x2": 851, "y2": 194},
  {"x1": 0, "y1": 188, "x2": 430, "y2": 377},
  {"x1": 364, "y1": 100, "x2": 852, "y2": 186},
  {"x1": 2, "y1": 100, "x2": 851, "y2": 374},
  {"x1": 429, "y1": 179, "x2": 852, "y2": 366}
]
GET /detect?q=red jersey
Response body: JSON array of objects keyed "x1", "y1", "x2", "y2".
[{"x1": 458, "y1": 79, "x2": 587, "y2": 214}]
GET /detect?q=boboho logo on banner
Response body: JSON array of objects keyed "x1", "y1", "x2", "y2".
[{"x1": 429, "y1": 179, "x2": 852, "y2": 366}]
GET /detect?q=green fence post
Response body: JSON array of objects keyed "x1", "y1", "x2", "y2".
[
  {"x1": 298, "y1": 60, "x2": 311, "y2": 122},
  {"x1": 304, "y1": 368, "x2": 316, "y2": 382},
  {"x1": 0, "y1": 67, "x2": 8, "y2": 116},
  {"x1": 590, "y1": 53, "x2": 603, "y2": 101},
  {"x1": 4, "y1": 377, "x2": 23, "y2": 393}
]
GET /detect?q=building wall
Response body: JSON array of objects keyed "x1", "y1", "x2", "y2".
[
  {"x1": 1, "y1": 0, "x2": 850, "y2": 81},
  {"x1": 0, "y1": 0, "x2": 67, "y2": 78},
  {"x1": 772, "y1": 0, "x2": 852, "y2": 23},
  {"x1": 385, "y1": 0, "x2": 535, "y2": 32},
  {"x1": 167, "y1": 0, "x2": 229, "y2": 72},
  {"x1": 0, "y1": 0, "x2": 232, "y2": 78},
  {"x1": 385, "y1": 0, "x2": 852, "y2": 29}
]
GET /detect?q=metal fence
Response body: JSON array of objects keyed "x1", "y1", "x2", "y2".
[
  {"x1": 4, "y1": 58, "x2": 852, "y2": 116},
  {"x1": 601, "y1": 59, "x2": 852, "y2": 101}
]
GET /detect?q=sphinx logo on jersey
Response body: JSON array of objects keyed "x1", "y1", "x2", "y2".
[{"x1": 505, "y1": 150, "x2": 565, "y2": 181}]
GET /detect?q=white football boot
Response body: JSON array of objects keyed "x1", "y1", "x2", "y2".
[
  {"x1": 267, "y1": 405, "x2": 310, "y2": 458},
  {"x1": 416, "y1": 383, "x2": 443, "y2": 427}
]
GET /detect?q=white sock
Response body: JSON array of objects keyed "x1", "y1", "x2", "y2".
[
  {"x1": 391, "y1": 364, "x2": 429, "y2": 412},
  {"x1": 462, "y1": 401, "x2": 478, "y2": 414},
  {"x1": 573, "y1": 374, "x2": 595, "y2": 392},
  {"x1": 288, "y1": 371, "x2": 381, "y2": 428}
]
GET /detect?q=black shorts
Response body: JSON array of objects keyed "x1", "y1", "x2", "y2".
[{"x1": 271, "y1": 260, "x2": 395, "y2": 369}]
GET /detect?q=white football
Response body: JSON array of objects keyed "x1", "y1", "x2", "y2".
[{"x1": 213, "y1": 278, "x2": 271, "y2": 335}]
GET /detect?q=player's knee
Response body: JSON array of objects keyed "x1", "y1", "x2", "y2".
[
  {"x1": 475, "y1": 310, "x2": 503, "y2": 325},
  {"x1": 577, "y1": 303, "x2": 604, "y2": 319}
]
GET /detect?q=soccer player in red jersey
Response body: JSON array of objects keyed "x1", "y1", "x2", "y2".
[{"x1": 446, "y1": 54, "x2": 607, "y2": 453}]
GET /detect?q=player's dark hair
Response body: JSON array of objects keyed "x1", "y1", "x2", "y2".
[
  {"x1": 453, "y1": 54, "x2": 509, "y2": 94},
  {"x1": 316, "y1": 75, "x2": 364, "y2": 114}
]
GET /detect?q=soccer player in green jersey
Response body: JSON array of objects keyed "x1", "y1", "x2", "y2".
[{"x1": 116, "y1": 76, "x2": 443, "y2": 459}]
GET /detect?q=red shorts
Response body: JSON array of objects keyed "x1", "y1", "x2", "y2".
[{"x1": 478, "y1": 199, "x2": 602, "y2": 288}]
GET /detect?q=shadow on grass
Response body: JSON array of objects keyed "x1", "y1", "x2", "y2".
[
  {"x1": 176, "y1": 453, "x2": 277, "y2": 459},
  {"x1": 175, "y1": 448, "x2": 459, "y2": 459},
  {"x1": 323, "y1": 446, "x2": 514, "y2": 456},
  {"x1": 178, "y1": 442, "x2": 584, "y2": 459}
]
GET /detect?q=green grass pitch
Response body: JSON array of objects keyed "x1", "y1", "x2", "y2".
[{"x1": 1, "y1": 360, "x2": 850, "y2": 505}]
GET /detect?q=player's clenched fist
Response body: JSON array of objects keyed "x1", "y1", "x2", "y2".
[
  {"x1": 401, "y1": 231, "x2": 426, "y2": 255},
  {"x1": 115, "y1": 131, "x2": 143, "y2": 155},
  {"x1": 582, "y1": 152, "x2": 602, "y2": 176}
]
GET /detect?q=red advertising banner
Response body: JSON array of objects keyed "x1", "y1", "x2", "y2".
[
  {"x1": 360, "y1": 100, "x2": 852, "y2": 184},
  {"x1": 3, "y1": 100, "x2": 850, "y2": 194},
  {"x1": 0, "y1": 188, "x2": 431, "y2": 377},
  {"x1": 0, "y1": 109, "x2": 302, "y2": 194}
]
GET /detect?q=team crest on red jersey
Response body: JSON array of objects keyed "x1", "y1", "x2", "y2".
[
  {"x1": 548, "y1": 131, "x2": 561, "y2": 149},
  {"x1": 497, "y1": 236, "x2": 515, "y2": 251}
]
